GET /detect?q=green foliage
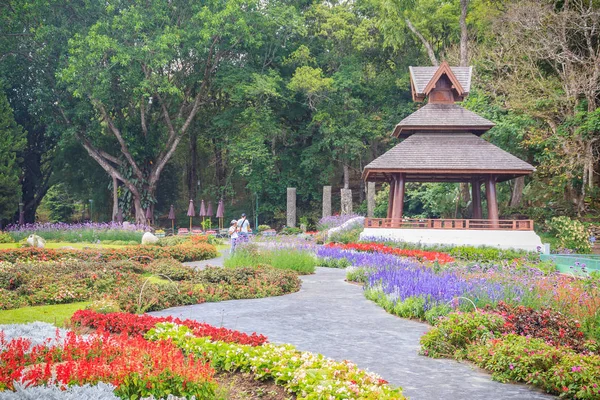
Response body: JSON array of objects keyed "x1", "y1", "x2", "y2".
[
  {"x1": 0, "y1": 90, "x2": 25, "y2": 222},
  {"x1": 85, "y1": 298, "x2": 121, "y2": 314},
  {"x1": 42, "y1": 184, "x2": 77, "y2": 222},
  {"x1": 0, "y1": 232, "x2": 14, "y2": 244},
  {"x1": 280, "y1": 227, "x2": 302, "y2": 235},
  {"x1": 257, "y1": 225, "x2": 271, "y2": 233},
  {"x1": 547, "y1": 216, "x2": 591, "y2": 253},
  {"x1": 420, "y1": 311, "x2": 505, "y2": 359},
  {"x1": 318, "y1": 257, "x2": 351, "y2": 268},
  {"x1": 327, "y1": 226, "x2": 363, "y2": 244},
  {"x1": 346, "y1": 267, "x2": 371, "y2": 283},
  {"x1": 224, "y1": 246, "x2": 317, "y2": 275}
]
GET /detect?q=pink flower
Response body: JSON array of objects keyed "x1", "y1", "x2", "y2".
[
  {"x1": 571, "y1": 366, "x2": 582, "y2": 373},
  {"x1": 509, "y1": 364, "x2": 514, "y2": 370}
]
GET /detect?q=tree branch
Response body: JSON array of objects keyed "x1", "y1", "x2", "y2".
[{"x1": 405, "y1": 18, "x2": 438, "y2": 66}]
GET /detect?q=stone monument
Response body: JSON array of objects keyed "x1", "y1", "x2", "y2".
[
  {"x1": 340, "y1": 188, "x2": 352, "y2": 215},
  {"x1": 322, "y1": 186, "x2": 332, "y2": 218},
  {"x1": 367, "y1": 182, "x2": 376, "y2": 217},
  {"x1": 287, "y1": 187, "x2": 296, "y2": 227}
]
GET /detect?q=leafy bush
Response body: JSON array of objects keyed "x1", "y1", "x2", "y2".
[
  {"x1": 156, "y1": 236, "x2": 190, "y2": 247},
  {"x1": 257, "y1": 225, "x2": 271, "y2": 232},
  {"x1": 547, "y1": 216, "x2": 591, "y2": 253},
  {"x1": 493, "y1": 301, "x2": 587, "y2": 352},
  {"x1": 420, "y1": 311, "x2": 505, "y2": 358},
  {"x1": 327, "y1": 226, "x2": 363, "y2": 244},
  {"x1": 540, "y1": 352, "x2": 600, "y2": 399},
  {"x1": 345, "y1": 267, "x2": 370, "y2": 283},
  {"x1": 448, "y1": 246, "x2": 538, "y2": 263},
  {"x1": 318, "y1": 256, "x2": 351, "y2": 268},
  {"x1": 147, "y1": 258, "x2": 194, "y2": 281},
  {"x1": 0, "y1": 232, "x2": 14, "y2": 244},
  {"x1": 224, "y1": 247, "x2": 316, "y2": 274},
  {"x1": 466, "y1": 334, "x2": 563, "y2": 383},
  {"x1": 280, "y1": 226, "x2": 302, "y2": 235}
]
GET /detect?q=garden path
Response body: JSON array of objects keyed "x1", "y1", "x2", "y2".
[{"x1": 152, "y1": 267, "x2": 554, "y2": 400}]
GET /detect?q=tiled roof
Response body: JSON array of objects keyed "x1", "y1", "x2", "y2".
[
  {"x1": 410, "y1": 66, "x2": 472, "y2": 94},
  {"x1": 393, "y1": 103, "x2": 495, "y2": 137},
  {"x1": 364, "y1": 132, "x2": 534, "y2": 178}
]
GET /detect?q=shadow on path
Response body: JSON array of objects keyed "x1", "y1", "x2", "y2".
[{"x1": 152, "y1": 267, "x2": 553, "y2": 400}]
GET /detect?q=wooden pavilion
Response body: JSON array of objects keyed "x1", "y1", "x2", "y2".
[{"x1": 361, "y1": 63, "x2": 541, "y2": 250}]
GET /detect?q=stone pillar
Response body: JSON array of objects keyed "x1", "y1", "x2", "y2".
[
  {"x1": 322, "y1": 186, "x2": 332, "y2": 218},
  {"x1": 287, "y1": 187, "x2": 296, "y2": 227},
  {"x1": 391, "y1": 173, "x2": 405, "y2": 224},
  {"x1": 471, "y1": 179, "x2": 482, "y2": 220},
  {"x1": 340, "y1": 189, "x2": 353, "y2": 215},
  {"x1": 386, "y1": 179, "x2": 396, "y2": 219},
  {"x1": 367, "y1": 182, "x2": 376, "y2": 218},
  {"x1": 485, "y1": 176, "x2": 499, "y2": 228}
]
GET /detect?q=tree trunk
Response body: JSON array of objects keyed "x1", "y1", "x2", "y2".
[
  {"x1": 112, "y1": 175, "x2": 119, "y2": 221},
  {"x1": 133, "y1": 197, "x2": 146, "y2": 224},
  {"x1": 187, "y1": 130, "x2": 198, "y2": 201},
  {"x1": 213, "y1": 138, "x2": 226, "y2": 188},
  {"x1": 459, "y1": 0, "x2": 469, "y2": 67},
  {"x1": 343, "y1": 164, "x2": 350, "y2": 189},
  {"x1": 459, "y1": 182, "x2": 471, "y2": 218},
  {"x1": 509, "y1": 176, "x2": 525, "y2": 208},
  {"x1": 405, "y1": 18, "x2": 438, "y2": 66}
]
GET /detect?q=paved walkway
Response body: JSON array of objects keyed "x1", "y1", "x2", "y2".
[{"x1": 152, "y1": 267, "x2": 554, "y2": 400}]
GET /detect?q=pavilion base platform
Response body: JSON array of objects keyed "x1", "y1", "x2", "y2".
[{"x1": 360, "y1": 227, "x2": 543, "y2": 252}]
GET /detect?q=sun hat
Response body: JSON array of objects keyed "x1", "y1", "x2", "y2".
[{"x1": 230, "y1": 219, "x2": 237, "y2": 224}]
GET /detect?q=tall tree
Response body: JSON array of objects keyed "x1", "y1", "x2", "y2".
[
  {"x1": 0, "y1": 89, "x2": 25, "y2": 223},
  {"x1": 60, "y1": 0, "x2": 261, "y2": 223}
]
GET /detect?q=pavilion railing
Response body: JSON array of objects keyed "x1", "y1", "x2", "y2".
[{"x1": 364, "y1": 218, "x2": 534, "y2": 231}]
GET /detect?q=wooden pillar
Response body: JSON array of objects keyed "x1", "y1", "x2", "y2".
[
  {"x1": 471, "y1": 179, "x2": 482, "y2": 219},
  {"x1": 391, "y1": 173, "x2": 405, "y2": 224},
  {"x1": 387, "y1": 178, "x2": 396, "y2": 219},
  {"x1": 485, "y1": 175, "x2": 499, "y2": 227}
]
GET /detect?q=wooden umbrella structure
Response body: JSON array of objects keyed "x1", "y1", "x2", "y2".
[
  {"x1": 186, "y1": 200, "x2": 195, "y2": 232},
  {"x1": 168, "y1": 205, "x2": 176, "y2": 234},
  {"x1": 206, "y1": 201, "x2": 213, "y2": 230},
  {"x1": 216, "y1": 199, "x2": 224, "y2": 230},
  {"x1": 199, "y1": 200, "x2": 207, "y2": 228}
]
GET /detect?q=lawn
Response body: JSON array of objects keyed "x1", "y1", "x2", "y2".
[{"x1": 0, "y1": 301, "x2": 89, "y2": 327}]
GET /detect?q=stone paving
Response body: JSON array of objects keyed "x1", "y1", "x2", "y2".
[{"x1": 152, "y1": 266, "x2": 554, "y2": 400}]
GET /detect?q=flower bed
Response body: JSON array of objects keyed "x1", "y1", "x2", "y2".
[
  {"x1": 0, "y1": 243, "x2": 217, "y2": 264},
  {"x1": 325, "y1": 242, "x2": 455, "y2": 264},
  {"x1": 0, "y1": 313, "x2": 405, "y2": 399},
  {"x1": 0, "y1": 259, "x2": 300, "y2": 313},
  {"x1": 5, "y1": 222, "x2": 149, "y2": 243},
  {"x1": 147, "y1": 322, "x2": 406, "y2": 399},
  {"x1": 71, "y1": 310, "x2": 267, "y2": 346}
]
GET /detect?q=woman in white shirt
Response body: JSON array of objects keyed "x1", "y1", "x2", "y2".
[{"x1": 228, "y1": 219, "x2": 238, "y2": 252}]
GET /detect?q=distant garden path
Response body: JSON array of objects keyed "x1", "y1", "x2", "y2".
[{"x1": 152, "y1": 267, "x2": 553, "y2": 400}]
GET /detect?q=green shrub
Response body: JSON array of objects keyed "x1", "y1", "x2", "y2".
[
  {"x1": 547, "y1": 216, "x2": 591, "y2": 253},
  {"x1": 280, "y1": 227, "x2": 302, "y2": 235},
  {"x1": 448, "y1": 246, "x2": 538, "y2": 262},
  {"x1": 157, "y1": 236, "x2": 190, "y2": 247},
  {"x1": 420, "y1": 311, "x2": 505, "y2": 358},
  {"x1": 424, "y1": 303, "x2": 453, "y2": 325},
  {"x1": 0, "y1": 232, "x2": 14, "y2": 243},
  {"x1": 257, "y1": 225, "x2": 271, "y2": 232},
  {"x1": 148, "y1": 258, "x2": 194, "y2": 281},
  {"x1": 466, "y1": 334, "x2": 563, "y2": 383},
  {"x1": 224, "y1": 247, "x2": 316, "y2": 274},
  {"x1": 346, "y1": 267, "x2": 370, "y2": 283},
  {"x1": 541, "y1": 352, "x2": 600, "y2": 399},
  {"x1": 392, "y1": 296, "x2": 426, "y2": 320},
  {"x1": 328, "y1": 227, "x2": 363, "y2": 244},
  {"x1": 318, "y1": 257, "x2": 351, "y2": 268}
]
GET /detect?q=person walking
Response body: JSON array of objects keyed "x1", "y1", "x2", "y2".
[
  {"x1": 238, "y1": 213, "x2": 250, "y2": 242},
  {"x1": 228, "y1": 219, "x2": 238, "y2": 252}
]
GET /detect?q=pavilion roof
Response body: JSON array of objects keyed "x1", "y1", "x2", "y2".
[
  {"x1": 410, "y1": 65, "x2": 472, "y2": 97},
  {"x1": 392, "y1": 103, "x2": 495, "y2": 138},
  {"x1": 363, "y1": 132, "x2": 534, "y2": 183}
]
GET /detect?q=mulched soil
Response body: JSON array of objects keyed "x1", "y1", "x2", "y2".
[{"x1": 216, "y1": 371, "x2": 295, "y2": 400}]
